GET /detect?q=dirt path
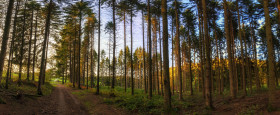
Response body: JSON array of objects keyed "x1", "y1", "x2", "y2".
[
  {"x1": 0, "y1": 84, "x2": 89, "y2": 115},
  {"x1": 53, "y1": 84, "x2": 88, "y2": 115}
]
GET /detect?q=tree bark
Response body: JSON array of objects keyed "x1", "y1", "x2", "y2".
[
  {"x1": 174, "y1": 0, "x2": 183, "y2": 101},
  {"x1": 0, "y1": 0, "x2": 15, "y2": 82},
  {"x1": 27, "y1": 9, "x2": 34, "y2": 81},
  {"x1": 38, "y1": 0, "x2": 53, "y2": 95},
  {"x1": 162, "y1": 0, "x2": 171, "y2": 110},
  {"x1": 223, "y1": 0, "x2": 236, "y2": 99},
  {"x1": 202, "y1": 0, "x2": 213, "y2": 108},
  {"x1": 264, "y1": 0, "x2": 276, "y2": 105},
  {"x1": 148, "y1": 0, "x2": 153, "y2": 99}
]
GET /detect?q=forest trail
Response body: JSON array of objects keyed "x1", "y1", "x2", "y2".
[
  {"x1": 0, "y1": 84, "x2": 89, "y2": 115},
  {"x1": 53, "y1": 84, "x2": 88, "y2": 115},
  {"x1": 0, "y1": 83, "x2": 128, "y2": 115}
]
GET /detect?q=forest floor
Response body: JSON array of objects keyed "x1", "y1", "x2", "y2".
[
  {"x1": 0, "y1": 82, "x2": 90, "y2": 115},
  {"x1": 1, "y1": 81, "x2": 280, "y2": 115}
]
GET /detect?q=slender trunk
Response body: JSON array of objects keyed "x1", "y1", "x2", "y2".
[
  {"x1": 202, "y1": 0, "x2": 213, "y2": 108},
  {"x1": 90, "y1": 25, "x2": 94, "y2": 88},
  {"x1": 162, "y1": 0, "x2": 171, "y2": 110},
  {"x1": 159, "y1": 17, "x2": 163, "y2": 96},
  {"x1": 19, "y1": 2, "x2": 27, "y2": 86},
  {"x1": 130, "y1": 4, "x2": 133, "y2": 95},
  {"x1": 32, "y1": 10, "x2": 38, "y2": 81},
  {"x1": 27, "y1": 9, "x2": 34, "y2": 81},
  {"x1": 171, "y1": 17, "x2": 175, "y2": 95},
  {"x1": 148, "y1": 0, "x2": 153, "y2": 99},
  {"x1": 111, "y1": 0, "x2": 116, "y2": 94},
  {"x1": 6, "y1": 0, "x2": 19, "y2": 89},
  {"x1": 96, "y1": 0, "x2": 101, "y2": 94},
  {"x1": 142, "y1": 10, "x2": 147, "y2": 94},
  {"x1": 174, "y1": 0, "x2": 183, "y2": 100},
  {"x1": 264, "y1": 0, "x2": 276, "y2": 105},
  {"x1": 123, "y1": 10, "x2": 127, "y2": 92},
  {"x1": 0, "y1": 0, "x2": 15, "y2": 82},
  {"x1": 223, "y1": 0, "x2": 236, "y2": 99},
  {"x1": 214, "y1": 21, "x2": 220, "y2": 94},
  {"x1": 38, "y1": 0, "x2": 52, "y2": 95},
  {"x1": 188, "y1": 30, "x2": 193, "y2": 95},
  {"x1": 237, "y1": 0, "x2": 246, "y2": 96}
]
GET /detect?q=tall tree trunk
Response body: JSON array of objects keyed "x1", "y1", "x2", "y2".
[
  {"x1": 6, "y1": 0, "x2": 19, "y2": 89},
  {"x1": 142, "y1": 10, "x2": 147, "y2": 94},
  {"x1": 202, "y1": 0, "x2": 213, "y2": 108},
  {"x1": 162, "y1": 0, "x2": 171, "y2": 110},
  {"x1": 130, "y1": 3, "x2": 133, "y2": 95},
  {"x1": 123, "y1": 10, "x2": 127, "y2": 92},
  {"x1": 0, "y1": 0, "x2": 15, "y2": 82},
  {"x1": 90, "y1": 25, "x2": 94, "y2": 88},
  {"x1": 19, "y1": 2, "x2": 27, "y2": 86},
  {"x1": 27, "y1": 9, "x2": 34, "y2": 81},
  {"x1": 223, "y1": 0, "x2": 236, "y2": 99},
  {"x1": 38, "y1": 0, "x2": 53, "y2": 95},
  {"x1": 237, "y1": 0, "x2": 246, "y2": 96},
  {"x1": 171, "y1": 16, "x2": 175, "y2": 95},
  {"x1": 32, "y1": 10, "x2": 38, "y2": 81},
  {"x1": 214, "y1": 21, "x2": 220, "y2": 94},
  {"x1": 159, "y1": 17, "x2": 163, "y2": 96},
  {"x1": 174, "y1": 0, "x2": 183, "y2": 100},
  {"x1": 264, "y1": 0, "x2": 277, "y2": 105},
  {"x1": 197, "y1": 4, "x2": 205, "y2": 97},
  {"x1": 96, "y1": 0, "x2": 101, "y2": 94},
  {"x1": 148, "y1": 0, "x2": 153, "y2": 99},
  {"x1": 188, "y1": 30, "x2": 193, "y2": 95}
]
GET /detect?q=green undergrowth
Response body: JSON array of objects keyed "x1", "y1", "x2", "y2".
[
  {"x1": 71, "y1": 86, "x2": 199, "y2": 114},
  {"x1": 1, "y1": 80, "x2": 54, "y2": 96}
]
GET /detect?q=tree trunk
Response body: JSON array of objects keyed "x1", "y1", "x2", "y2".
[
  {"x1": 202, "y1": 0, "x2": 213, "y2": 108},
  {"x1": 123, "y1": 9, "x2": 127, "y2": 92},
  {"x1": 223, "y1": 0, "x2": 236, "y2": 99},
  {"x1": 19, "y1": 3, "x2": 27, "y2": 86},
  {"x1": 264, "y1": 0, "x2": 276, "y2": 105},
  {"x1": 27, "y1": 9, "x2": 34, "y2": 81},
  {"x1": 142, "y1": 10, "x2": 147, "y2": 94},
  {"x1": 96, "y1": 0, "x2": 101, "y2": 94},
  {"x1": 162, "y1": 0, "x2": 172, "y2": 110},
  {"x1": 5, "y1": 0, "x2": 19, "y2": 89},
  {"x1": 0, "y1": 0, "x2": 15, "y2": 82},
  {"x1": 130, "y1": 3, "x2": 133, "y2": 95},
  {"x1": 32, "y1": 10, "x2": 38, "y2": 81},
  {"x1": 38, "y1": 0, "x2": 53, "y2": 95},
  {"x1": 148, "y1": 0, "x2": 153, "y2": 99},
  {"x1": 237, "y1": 0, "x2": 246, "y2": 96},
  {"x1": 174, "y1": 0, "x2": 183, "y2": 101}
]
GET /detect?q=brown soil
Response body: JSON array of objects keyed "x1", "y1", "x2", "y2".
[
  {"x1": 0, "y1": 84, "x2": 88, "y2": 115},
  {"x1": 210, "y1": 90, "x2": 280, "y2": 115}
]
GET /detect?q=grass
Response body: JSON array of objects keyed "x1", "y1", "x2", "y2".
[{"x1": 70, "y1": 86, "x2": 201, "y2": 114}]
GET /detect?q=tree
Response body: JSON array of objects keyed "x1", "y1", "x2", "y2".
[
  {"x1": 237, "y1": 0, "x2": 247, "y2": 96},
  {"x1": 202, "y1": 0, "x2": 213, "y2": 108},
  {"x1": 6, "y1": 0, "x2": 19, "y2": 89},
  {"x1": 223, "y1": 0, "x2": 236, "y2": 99},
  {"x1": 38, "y1": 0, "x2": 53, "y2": 95},
  {"x1": 147, "y1": 0, "x2": 153, "y2": 99},
  {"x1": 174, "y1": 0, "x2": 183, "y2": 100},
  {"x1": 96, "y1": 0, "x2": 101, "y2": 94},
  {"x1": 27, "y1": 1, "x2": 37, "y2": 81},
  {"x1": 161, "y1": 0, "x2": 171, "y2": 110},
  {"x1": 0, "y1": 0, "x2": 15, "y2": 82},
  {"x1": 263, "y1": 0, "x2": 276, "y2": 106},
  {"x1": 117, "y1": 0, "x2": 129, "y2": 92},
  {"x1": 19, "y1": 1, "x2": 28, "y2": 86}
]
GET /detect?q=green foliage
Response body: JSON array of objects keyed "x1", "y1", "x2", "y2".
[{"x1": 240, "y1": 104, "x2": 261, "y2": 115}]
